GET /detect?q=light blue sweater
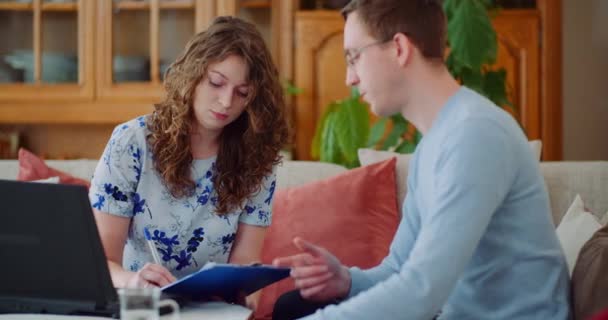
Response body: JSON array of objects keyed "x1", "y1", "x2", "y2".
[{"x1": 302, "y1": 87, "x2": 570, "y2": 320}]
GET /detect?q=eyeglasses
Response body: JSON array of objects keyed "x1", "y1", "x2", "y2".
[{"x1": 344, "y1": 40, "x2": 390, "y2": 68}]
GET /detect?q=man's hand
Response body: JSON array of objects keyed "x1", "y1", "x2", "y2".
[{"x1": 273, "y1": 237, "x2": 351, "y2": 302}]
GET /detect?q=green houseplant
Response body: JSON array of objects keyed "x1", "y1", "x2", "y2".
[{"x1": 312, "y1": 0, "x2": 511, "y2": 168}]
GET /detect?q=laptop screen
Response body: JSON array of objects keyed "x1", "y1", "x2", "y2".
[{"x1": 0, "y1": 180, "x2": 118, "y2": 316}]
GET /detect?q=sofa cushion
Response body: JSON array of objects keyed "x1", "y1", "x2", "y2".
[
  {"x1": 276, "y1": 161, "x2": 347, "y2": 189},
  {"x1": 17, "y1": 148, "x2": 90, "y2": 187},
  {"x1": 571, "y1": 224, "x2": 608, "y2": 320},
  {"x1": 541, "y1": 161, "x2": 608, "y2": 225},
  {"x1": 254, "y1": 158, "x2": 400, "y2": 319},
  {"x1": 556, "y1": 195, "x2": 602, "y2": 274}
]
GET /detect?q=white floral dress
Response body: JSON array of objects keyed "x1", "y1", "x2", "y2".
[{"x1": 88, "y1": 115, "x2": 276, "y2": 279}]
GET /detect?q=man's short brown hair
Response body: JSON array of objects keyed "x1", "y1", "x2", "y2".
[{"x1": 341, "y1": 0, "x2": 446, "y2": 60}]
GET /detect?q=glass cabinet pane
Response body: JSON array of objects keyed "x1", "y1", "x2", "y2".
[
  {"x1": 237, "y1": 1, "x2": 271, "y2": 52},
  {"x1": 41, "y1": 9, "x2": 78, "y2": 83},
  {"x1": 0, "y1": 11, "x2": 33, "y2": 84},
  {"x1": 112, "y1": 6, "x2": 150, "y2": 83},
  {"x1": 159, "y1": 8, "x2": 194, "y2": 80}
]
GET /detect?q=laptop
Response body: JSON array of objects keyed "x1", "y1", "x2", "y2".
[{"x1": 0, "y1": 180, "x2": 119, "y2": 317}]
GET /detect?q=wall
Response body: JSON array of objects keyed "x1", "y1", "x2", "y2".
[{"x1": 562, "y1": 0, "x2": 608, "y2": 160}]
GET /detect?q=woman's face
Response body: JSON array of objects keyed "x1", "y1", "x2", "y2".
[{"x1": 191, "y1": 54, "x2": 251, "y2": 136}]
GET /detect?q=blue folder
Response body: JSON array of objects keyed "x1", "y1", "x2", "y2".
[{"x1": 161, "y1": 263, "x2": 290, "y2": 299}]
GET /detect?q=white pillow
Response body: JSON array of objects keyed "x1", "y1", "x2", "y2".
[
  {"x1": 528, "y1": 139, "x2": 542, "y2": 161},
  {"x1": 556, "y1": 194, "x2": 602, "y2": 275},
  {"x1": 358, "y1": 140, "x2": 543, "y2": 211},
  {"x1": 33, "y1": 176, "x2": 60, "y2": 184},
  {"x1": 601, "y1": 211, "x2": 608, "y2": 226}
]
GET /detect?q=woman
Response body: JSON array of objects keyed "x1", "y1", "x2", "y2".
[{"x1": 89, "y1": 16, "x2": 289, "y2": 299}]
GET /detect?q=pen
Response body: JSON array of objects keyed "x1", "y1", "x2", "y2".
[{"x1": 144, "y1": 227, "x2": 162, "y2": 265}]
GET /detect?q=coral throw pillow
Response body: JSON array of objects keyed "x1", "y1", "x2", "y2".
[
  {"x1": 591, "y1": 309, "x2": 608, "y2": 320},
  {"x1": 254, "y1": 158, "x2": 400, "y2": 319},
  {"x1": 17, "y1": 148, "x2": 90, "y2": 188}
]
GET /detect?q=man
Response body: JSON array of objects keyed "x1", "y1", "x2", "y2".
[{"x1": 272, "y1": 0, "x2": 570, "y2": 319}]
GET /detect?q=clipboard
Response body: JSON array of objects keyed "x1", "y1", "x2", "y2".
[{"x1": 161, "y1": 263, "x2": 290, "y2": 299}]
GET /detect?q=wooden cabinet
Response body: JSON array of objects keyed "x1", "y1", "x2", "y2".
[
  {"x1": 293, "y1": 10, "x2": 347, "y2": 162},
  {"x1": 0, "y1": 0, "x2": 95, "y2": 101},
  {"x1": 96, "y1": 0, "x2": 295, "y2": 102},
  {"x1": 0, "y1": 0, "x2": 296, "y2": 158},
  {"x1": 0, "y1": 0, "x2": 295, "y2": 122},
  {"x1": 293, "y1": 8, "x2": 562, "y2": 160},
  {"x1": 493, "y1": 10, "x2": 541, "y2": 139}
]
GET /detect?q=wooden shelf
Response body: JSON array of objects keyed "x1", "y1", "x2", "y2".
[
  {"x1": 241, "y1": 0, "x2": 270, "y2": 9},
  {"x1": 115, "y1": 0, "x2": 195, "y2": 10},
  {"x1": 43, "y1": 2, "x2": 77, "y2": 11},
  {"x1": 0, "y1": 102, "x2": 155, "y2": 124},
  {"x1": 0, "y1": 2, "x2": 78, "y2": 12},
  {"x1": 0, "y1": 2, "x2": 32, "y2": 11},
  {"x1": 114, "y1": 0, "x2": 270, "y2": 11}
]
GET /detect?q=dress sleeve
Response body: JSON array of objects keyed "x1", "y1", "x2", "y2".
[
  {"x1": 238, "y1": 165, "x2": 278, "y2": 227},
  {"x1": 88, "y1": 123, "x2": 145, "y2": 218}
]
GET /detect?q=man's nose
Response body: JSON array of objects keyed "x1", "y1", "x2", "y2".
[{"x1": 345, "y1": 67, "x2": 359, "y2": 87}]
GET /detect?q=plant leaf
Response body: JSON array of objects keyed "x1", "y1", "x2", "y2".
[
  {"x1": 447, "y1": 0, "x2": 497, "y2": 69},
  {"x1": 446, "y1": 52, "x2": 465, "y2": 78},
  {"x1": 283, "y1": 81, "x2": 302, "y2": 96},
  {"x1": 311, "y1": 102, "x2": 340, "y2": 160},
  {"x1": 394, "y1": 140, "x2": 417, "y2": 154},
  {"x1": 390, "y1": 114, "x2": 407, "y2": 126},
  {"x1": 319, "y1": 112, "x2": 341, "y2": 164},
  {"x1": 482, "y1": 68, "x2": 512, "y2": 107},
  {"x1": 367, "y1": 118, "x2": 388, "y2": 148},
  {"x1": 481, "y1": 0, "x2": 495, "y2": 9},
  {"x1": 381, "y1": 118, "x2": 407, "y2": 150},
  {"x1": 350, "y1": 86, "x2": 361, "y2": 99},
  {"x1": 443, "y1": 0, "x2": 459, "y2": 22},
  {"x1": 334, "y1": 96, "x2": 369, "y2": 164},
  {"x1": 461, "y1": 67, "x2": 484, "y2": 93},
  {"x1": 414, "y1": 128, "x2": 423, "y2": 145}
]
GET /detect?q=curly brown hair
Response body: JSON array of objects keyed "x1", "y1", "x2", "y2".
[{"x1": 147, "y1": 16, "x2": 289, "y2": 214}]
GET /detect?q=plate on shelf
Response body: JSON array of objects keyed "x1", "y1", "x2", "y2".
[{"x1": 3, "y1": 50, "x2": 78, "y2": 83}]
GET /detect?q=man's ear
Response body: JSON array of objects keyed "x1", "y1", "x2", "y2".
[{"x1": 393, "y1": 32, "x2": 412, "y2": 67}]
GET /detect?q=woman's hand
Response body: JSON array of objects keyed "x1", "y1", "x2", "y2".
[
  {"x1": 125, "y1": 263, "x2": 177, "y2": 288},
  {"x1": 273, "y1": 237, "x2": 351, "y2": 302}
]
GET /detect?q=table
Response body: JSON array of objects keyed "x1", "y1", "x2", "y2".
[{"x1": 0, "y1": 302, "x2": 252, "y2": 320}]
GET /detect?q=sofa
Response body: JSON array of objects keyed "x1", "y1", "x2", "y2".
[
  {"x1": 1, "y1": 156, "x2": 608, "y2": 318},
  {"x1": 1, "y1": 158, "x2": 606, "y2": 224}
]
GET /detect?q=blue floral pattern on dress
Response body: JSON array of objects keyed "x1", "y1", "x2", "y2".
[
  {"x1": 265, "y1": 181, "x2": 276, "y2": 205},
  {"x1": 92, "y1": 194, "x2": 105, "y2": 210},
  {"x1": 137, "y1": 116, "x2": 146, "y2": 127},
  {"x1": 221, "y1": 233, "x2": 236, "y2": 254},
  {"x1": 88, "y1": 115, "x2": 277, "y2": 278},
  {"x1": 130, "y1": 145, "x2": 143, "y2": 182}
]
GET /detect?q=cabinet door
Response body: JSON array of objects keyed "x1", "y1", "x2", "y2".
[
  {"x1": 492, "y1": 10, "x2": 541, "y2": 140},
  {"x1": 96, "y1": 0, "x2": 214, "y2": 103},
  {"x1": 217, "y1": 0, "x2": 296, "y2": 80},
  {"x1": 293, "y1": 10, "x2": 349, "y2": 160},
  {"x1": 0, "y1": 0, "x2": 94, "y2": 101}
]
